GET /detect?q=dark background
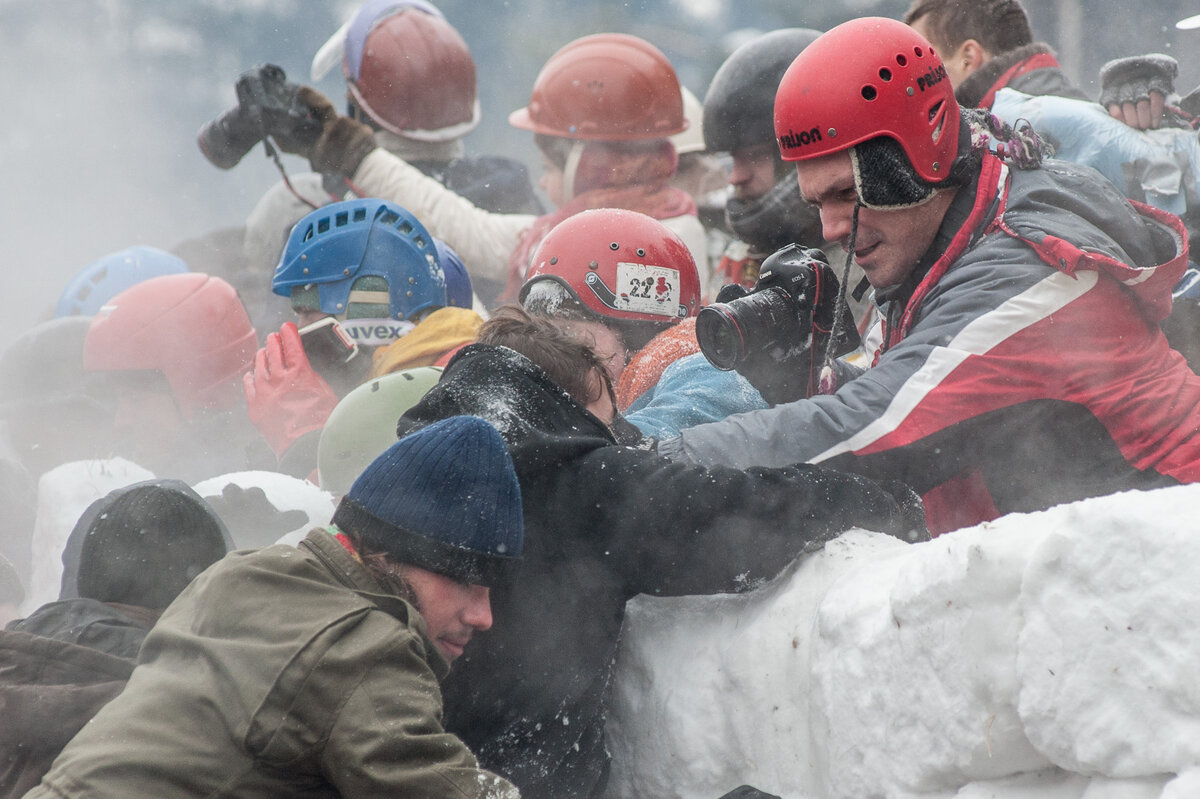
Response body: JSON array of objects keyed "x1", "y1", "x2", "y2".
[{"x1": 2, "y1": 0, "x2": 1194, "y2": 347}]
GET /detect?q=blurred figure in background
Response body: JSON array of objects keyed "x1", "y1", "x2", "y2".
[
  {"x1": 1, "y1": 480, "x2": 230, "y2": 799},
  {"x1": 243, "y1": 0, "x2": 541, "y2": 306}
]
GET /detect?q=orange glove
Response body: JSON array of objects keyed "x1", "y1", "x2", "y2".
[{"x1": 244, "y1": 322, "x2": 340, "y2": 459}]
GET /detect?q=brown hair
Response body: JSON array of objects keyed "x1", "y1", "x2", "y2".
[
  {"x1": 477, "y1": 305, "x2": 611, "y2": 407},
  {"x1": 904, "y1": 0, "x2": 1033, "y2": 55}
]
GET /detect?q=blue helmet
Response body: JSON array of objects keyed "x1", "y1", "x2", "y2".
[
  {"x1": 273, "y1": 198, "x2": 447, "y2": 321},
  {"x1": 56, "y1": 246, "x2": 189, "y2": 318},
  {"x1": 434, "y1": 237, "x2": 473, "y2": 309}
]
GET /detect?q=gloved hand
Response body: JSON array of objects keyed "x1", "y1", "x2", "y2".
[
  {"x1": 202, "y1": 484, "x2": 310, "y2": 547},
  {"x1": 732, "y1": 244, "x2": 859, "y2": 406},
  {"x1": 881, "y1": 480, "x2": 931, "y2": 543},
  {"x1": 269, "y1": 86, "x2": 377, "y2": 176},
  {"x1": 1099, "y1": 53, "x2": 1177, "y2": 130},
  {"x1": 244, "y1": 321, "x2": 341, "y2": 459}
]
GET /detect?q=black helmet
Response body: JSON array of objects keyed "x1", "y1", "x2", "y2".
[{"x1": 702, "y1": 28, "x2": 822, "y2": 153}]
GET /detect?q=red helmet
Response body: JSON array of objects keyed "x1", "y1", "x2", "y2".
[
  {"x1": 83, "y1": 273, "x2": 257, "y2": 417},
  {"x1": 344, "y1": 5, "x2": 480, "y2": 141},
  {"x1": 509, "y1": 33, "x2": 686, "y2": 142},
  {"x1": 773, "y1": 17, "x2": 959, "y2": 184},
  {"x1": 519, "y1": 209, "x2": 700, "y2": 323}
]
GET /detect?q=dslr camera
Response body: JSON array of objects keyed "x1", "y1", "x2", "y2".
[
  {"x1": 696, "y1": 244, "x2": 859, "y2": 402},
  {"x1": 197, "y1": 63, "x2": 318, "y2": 170}
]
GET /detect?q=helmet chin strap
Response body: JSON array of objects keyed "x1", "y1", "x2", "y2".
[
  {"x1": 561, "y1": 140, "x2": 588, "y2": 204},
  {"x1": 818, "y1": 202, "x2": 860, "y2": 395}
]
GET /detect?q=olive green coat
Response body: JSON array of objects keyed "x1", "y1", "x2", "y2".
[{"x1": 28, "y1": 529, "x2": 518, "y2": 798}]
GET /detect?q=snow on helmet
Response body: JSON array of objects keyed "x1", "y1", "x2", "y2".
[
  {"x1": 56, "y1": 246, "x2": 189, "y2": 318},
  {"x1": 434, "y1": 237, "x2": 473, "y2": 309},
  {"x1": 343, "y1": 1, "x2": 480, "y2": 141},
  {"x1": 273, "y1": 198, "x2": 446, "y2": 321},
  {"x1": 82, "y1": 273, "x2": 257, "y2": 416},
  {"x1": 773, "y1": 17, "x2": 959, "y2": 185},
  {"x1": 509, "y1": 33, "x2": 686, "y2": 142},
  {"x1": 703, "y1": 28, "x2": 822, "y2": 154},
  {"x1": 519, "y1": 208, "x2": 700, "y2": 323},
  {"x1": 317, "y1": 366, "x2": 442, "y2": 496}
]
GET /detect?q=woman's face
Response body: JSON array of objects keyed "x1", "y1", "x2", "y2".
[{"x1": 539, "y1": 152, "x2": 566, "y2": 208}]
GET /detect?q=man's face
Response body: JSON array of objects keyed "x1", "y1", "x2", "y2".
[
  {"x1": 796, "y1": 150, "x2": 953, "y2": 289},
  {"x1": 402, "y1": 564, "x2": 493, "y2": 663},
  {"x1": 728, "y1": 142, "x2": 780, "y2": 201}
]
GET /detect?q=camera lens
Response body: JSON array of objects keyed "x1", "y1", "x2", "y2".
[
  {"x1": 696, "y1": 287, "x2": 805, "y2": 372},
  {"x1": 696, "y1": 305, "x2": 746, "y2": 371}
]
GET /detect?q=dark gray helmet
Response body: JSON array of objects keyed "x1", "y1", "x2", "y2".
[{"x1": 702, "y1": 28, "x2": 822, "y2": 153}]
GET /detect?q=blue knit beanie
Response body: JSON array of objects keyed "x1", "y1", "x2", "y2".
[{"x1": 331, "y1": 415, "x2": 523, "y2": 586}]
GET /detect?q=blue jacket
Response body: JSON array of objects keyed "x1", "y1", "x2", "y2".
[{"x1": 625, "y1": 352, "x2": 767, "y2": 439}]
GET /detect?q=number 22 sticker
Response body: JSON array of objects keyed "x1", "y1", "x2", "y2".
[{"x1": 614, "y1": 262, "x2": 681, "y2": 318}]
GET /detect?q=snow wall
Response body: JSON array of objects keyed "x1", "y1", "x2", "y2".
[{"x1": 606, "y1": 485, "x2": 1200, "y2": 799}]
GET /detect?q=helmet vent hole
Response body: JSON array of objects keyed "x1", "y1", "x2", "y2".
[
  {"x1": 878, "y1": 68, "x2": 892, "y2": 82},
  {"x1": 317, "y1": 218, "x2": 330, "y2": 234},
  {"x1": 379, "y1": 210, "x2": 400, "y2": 226},
  {"x1": 353, "y1": 208, "x2": 367, "y2": 222},
  {"x1": 861, "y1": 85, "x2": 878, "y2": 101},
  {"x1": 550, "y1": 256, "x2": 559, "y2": 265},
  {"x1": 335, "y1": 211, "x2": 349, "y2": 227},
  {"x1": 929, "y1": 99, "x2": 945, "y2": 125},
  {"x1": 914, "y1": 46, "x2": 924, "y2": 58},
  {"x1": 609, "y1": 242, "x2": 620, "y2": 250},
  {"x1": 896, "y1": 54, "x2": 908, "y2": 67}
]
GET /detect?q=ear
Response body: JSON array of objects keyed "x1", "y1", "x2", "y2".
[{"x1": 957, "y1": 39, "x2": 990, "y2": 75}]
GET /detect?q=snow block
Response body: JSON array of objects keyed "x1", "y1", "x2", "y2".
[
  {"x1": 22, "y1": 457, "x2": 155, "y2": 614},
  {"x1": 1018, "y1": 487, "x2": 1200, "y2": 776},
  {"x1": 813, "y1": 520, "x2": 1052, "y2": 797}
]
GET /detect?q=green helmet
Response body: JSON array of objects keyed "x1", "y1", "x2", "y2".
[{"x1": 317, "y1": 366, "x2": 443, "y2": 496}]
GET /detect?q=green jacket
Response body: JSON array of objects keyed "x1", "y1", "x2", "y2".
[{"x1": 29, "y1": 529, "x2": 518, "y2": 799}]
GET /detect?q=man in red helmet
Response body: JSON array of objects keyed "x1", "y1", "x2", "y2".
[
  {"x1": 250, "y1": 31, "x2": 710, "y2": 305},
  {"x1": 660, "y1": 17, "x2": 1200, "y2": 535},
  {"x1": 518, "y1": 208, "x2": 767, "y2": 440},
  {"x1": 243, "y1": 1, "x2": 542, "y2": 305},
  {"x1": 81, "y1": 273, "x2": 273, "y2": 481}
]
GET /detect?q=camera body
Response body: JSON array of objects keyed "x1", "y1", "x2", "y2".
[
  {"x1": 696, "y1": 244, "x2": 860, "y2": 403},
  {"x1": 197, "y1": 63, "x2": 317, "y2": 169}
]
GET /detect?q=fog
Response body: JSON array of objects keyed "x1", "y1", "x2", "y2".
[{"x1": 4, "y1": 0, "x2": 1197, "y2": 348}]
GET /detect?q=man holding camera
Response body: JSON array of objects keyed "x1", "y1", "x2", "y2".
[{"x1": 671, "y1": 17, "x2": 1200, "y2": 534}]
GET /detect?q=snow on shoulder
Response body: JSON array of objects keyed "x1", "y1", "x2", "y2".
[{"x1": 607, "y1": 485, "x2": 1200, "y2": 798}]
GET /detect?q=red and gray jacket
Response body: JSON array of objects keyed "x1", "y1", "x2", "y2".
[{"x1": 661, "y1": 154, "x2": 1200, "y2": 533}]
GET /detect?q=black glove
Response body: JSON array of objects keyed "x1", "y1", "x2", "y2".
[
  {"x1": 723, "y1": 244, "x2": 859, "y2": 406},
  {"x1": 270, "y1": 86, "x2": 377, "y2": 177},
  {"x1": 202, "y1": 484, "x2": 310, "y2": 549},
  {"x1": 1099, "y1": 54, "x2": 1177, "y2": 130},
  {"x1": 881, "y1": 480, "x2": 931, "y2": 543}
]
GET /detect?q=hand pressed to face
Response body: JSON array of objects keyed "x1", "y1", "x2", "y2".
[
  {"x1": 796, "y1": 151, "x2": 954, "y2": 290},
  {"x1": 401, "y1": 564, "x2": 494, "y2": 663}
]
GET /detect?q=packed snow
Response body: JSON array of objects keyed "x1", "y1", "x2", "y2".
[{"x1": 607, "y1": 485, "x2": 1200, "y2": 798}]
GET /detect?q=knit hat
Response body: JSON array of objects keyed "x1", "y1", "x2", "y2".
[
  {"x1": 331, "y1": 415, "x2": 523, "y2": 587},
  {"x1": 61, "y1": 479, "x2": 233, "y2": 609}
]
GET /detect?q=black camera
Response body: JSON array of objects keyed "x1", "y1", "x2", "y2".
[
  {"x1": 696, "y1": 284, "x2": 810, "y2": 372},
  {"x1": 696, "y1": 244, "x2": 860, "y2": 394},
  {"x1": 197, "y1": 63, "x2": 317, "y2": 170}
]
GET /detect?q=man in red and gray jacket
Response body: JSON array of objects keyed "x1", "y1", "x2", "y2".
[{"x1": 661, "y1": 17, "x2": 1200, "y2": 534}]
